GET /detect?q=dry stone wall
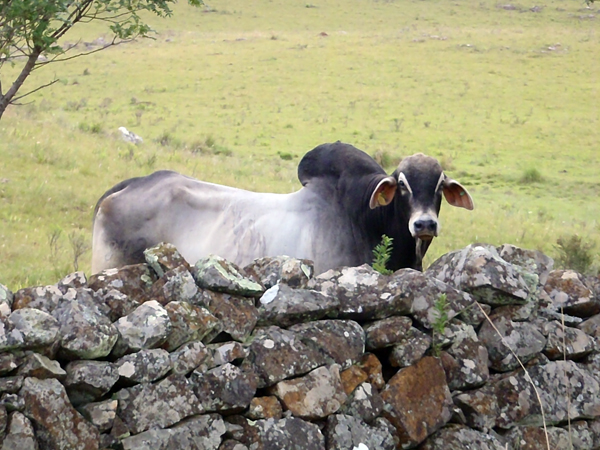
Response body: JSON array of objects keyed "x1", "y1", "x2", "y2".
[{"x1": 0, "y1": 242, "x2": 600, "y2": 449}]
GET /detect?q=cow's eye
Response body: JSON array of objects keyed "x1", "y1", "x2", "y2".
[{"x1": 398, "y1": 180, "x2": 406, "y2": 189}]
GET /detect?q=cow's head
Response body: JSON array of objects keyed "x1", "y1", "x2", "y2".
[{"x1": 368, "y1": 153, "x2": 473, "y2": 267}]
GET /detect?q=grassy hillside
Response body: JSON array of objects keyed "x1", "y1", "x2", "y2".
[{"x1": 1, "y1": 0, "x2": 598, "y2": 289}]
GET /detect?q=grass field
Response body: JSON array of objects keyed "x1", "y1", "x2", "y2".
[{"x1": 1, "y1": 0, "x2": 599, "y2": 289}]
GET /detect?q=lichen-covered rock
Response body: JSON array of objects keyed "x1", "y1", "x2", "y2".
[
  {"x1": 307, "y1": 265, "x2": 410, "y2": 321},
  {"x1": 210, "y1": 341, "x2": 248, "y2": 366},
  {"x1": 0, "y1": 283, "x2": 13, "y2": 318},
  {"x1": 0, "y1": 376, "x2": 24, "y2": 394},
  {"x1": 244, "y1": 256, "x2": 314, "y2": 289},
  {"x1": 2, "y1": 411, "x2": 38, "y2": 450},
  {"x1": 0, "y1": 352, "x2": 20, "y2": 376},
  {"x1": 478, "y1": 313, "x2": 546, "y2": 372},
  {"x1": 88, "y1": 264, "x2": 156, "y2": 302},
  {"x1": 12, "y1": 285, "x2": 63, "y2": 313},
  {"x1": 363, "y1": 316, "x2": 412, "y2": 351},
  {"x1": 150, "y1": 265, "x2": 200, "y2": 306},
  {"x1": 503, "y1": 425, "x2": 570, "y2": 449},
  {"x1": 578, "y1": 313, "x2": 600, "y2": 337},
  {"x1": 112, "y1": 300, "x2": 172, "y2": 357},
  {"x1": 244, "y1": 417, "x2": 326, "y2": 449},
  {"x1": 339, "y1": 382, "x2": 384, "y2": 423},
  {"x1": 57, "y1": 271, "x2": 88, "y2": 292},
  {"x1": 388, "y1": 327, "x2": 432, "y2": 368},
  {"x1": 442, "y1": 332, "x2": 489, "y2": 390},
  {"x1": 427, "y1": 244, "x2": 534, "y2": 306},
  {"x1": 543, "y1": 320, "x2": 594, "y2": 360},
  {"x1": 143, "y1": 242, "x2": 190, "y2": 277},
  {"x1": 289, "y1": 320, "x2": 365, "y2": 370},
  {"x1": 0, "y1": 308, "x2": 59, "y2": 352},
  {"x1": 115, "y1": 348, "x2": 171, "y2": 383},
  {"x1": 272, "y1": 365, "x2": 347, "y2": 420},
  {"x1": 53, "y1": 299, "x2": 118, "y2": 359},
  {"x1": 197, "y1": 290, "x2": 256, "y2": 342},
  {"x1": 64, "y1": 360, "x2": 119, "y2": 405},
  {"x1": 219, "y1": 439, "x2": 249, "y2": 450},
  {"x1": 340, "y1": 365, "x2": 369, "y2": 396},
  {"x1": 99, "y1": 289, "x2": 141, "y2": 322},
  {"x1": 117, "y1": 374, "x2": 202, "y2": 434},
  {"x1": 497, "y1": 244, "x2": 554, "y2": 287},
  {"x1": 121, "y1": 414, "x2": 226, "y2": 450},
  {"x1": 257, "y1": 284, "x2": 337, "y2": 327},
  {"x1": 21, "y1": 377, "x2": 99, "y2": 449},
  {"x1": 194, "y1": 255, "x2": 265, "y2": 297},
  {"x1": 163, "y1": 301, "x2": 221, "y2": 351},
  {"x1": 544, "y1": 270, "x2": 599, "y2": 317},
  {"x1": 419, "y1": 424, "x2": 505, "y2": 450},
  {"x1": 79, "y1": 399, "x2": 118, "y2": 432},
  {"x1": 15, "y1": 353, "x2": 66, "y2": 380},
  {"x1": 170, "y1": 340, "x2": 214, "y2": 375},
  {"x1": 358, "y1": 353, "x2": 385, "y2": 390},
  {"x1": 456, "y1": 302, "x2": 491, "y2": 327},
  {"x1": 241, "y1": 326, "x2": 326, "y2": 388},
  {"x1": 245, "y1": 396, "x2": 283, "y2": 420},
  {"x1": 380, "y1": 356, "x2": 453, "y2": 449},
  {"x1": 191, "y1": 363, "x2": 257, "y2": 413},
  {"x1": 325, "y1": 414, "x2": 397, "y2": 450}
]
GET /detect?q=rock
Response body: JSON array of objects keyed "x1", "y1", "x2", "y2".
[
  {"x1": 244, "y1": 417, "x2": 325, "y2": 449},
  {"x1": 363, "y1": 316, "x2": 412, "y2": 350},
  {"x1": 426, "y1": 244, "x2": 534, "y2": 306},
  {"x1": 244, "y1": 256, "x2": 314, "y2": 289},
  {"x1": 325, "y1": 414, "x2": 397, "y2": 450},
  {"x1": 442, "y1": 332, "x2": 489, "y2": 390},
  {"x1": 100, "y1": 289, "x2": 140, "y2": 322},
  {"x1": 79, "y1": 399, "x2": 118, "y2": 432},
  {"x1": 543, "y1": 320, "x2": 593, "y2": 360},
  {"x1": 116, "y1": 374, "x2": 202, "y2": 434},
  {"x1": 339, "y1": 382, "x2": 384, "y2": 423},
  {"x1": 115, "y1": 348, "x2": 171, "y2": 383},
  {"x1": 57, "y1": 271, "x2": 88, "y2": 292},
  {"x1": 340, "y1": 365, "x2": 369, "y2": 395},
  {"x1": 0, "y1": 376, "x2": 23, "y2": 394},
  {"x1": 197, "y1": 290, "x2": 257, "y2": 341},
  {"x1": 143, "y1": 242, "x2": 190, "y2": 277},
  {"x1": 210, "y1": 341, "x2": 248, "y2": 366},
  {"x1": 456, "y1": 302, "x2": 491, "y2": 327},
  {"x1": 2, "y1": 392, "x2": 25, "y2": 412},
  {"x1": 163, "y1": 301, "x2": 221, "y2": 351},
  {"x1": 358, "y1": 354, "x2": 385, "y2": 390},
  {"x1": 112, "y1": 300, "x2": 172, "y2": 357},
  {"x1": 245, "y1": 396, "x2": 283, "y2": 420},
  {"x1": 497, "y1": 244, "x2": 554, "y2": 286},
  {"x1": 478, "y1": 313, "x2": 546, "y2": 372},
  {"x1": 257, "y1": 284, "x2": 337, "y2": 327},
  {"x1": 191, "y1": 363, "x2": 257, "y2": 413},
  {"x1": 578, "y1": 313, "x2": 600, "y2": 337},
  {"x1": 88, "y1": 264, "x2": 156, "y2": 303},
  {"x1": 271, "y1": 365, "x2": 347, "y2": 420},
  {"x1": 388, "y1": 327, "x2": 432, "y2": 368},
  {"x1": 420, "y1": 424, "x2": 506, "y2": 449},
  {"x1": 241, "y1": 326, "x2": 325, "y2": 388},
  {"x1": 289, "y1": 320, "x2": 365, "y2": 370},
  {"x1": 16, "y1": 353, "x2": 66, "y2": 380},
  {"x1": 64, "y1": 360, "x2": 119, "y2": 406},
  {"x1": 21, "y1": 377, "x2": 99, "y2": 449},
  {"x1": 150, "y1": 266, "x2": 200, "y2": 306},
  {"x1": 194, "y1": 255, "x2": 264, "y2": 297},
  {"x1": 568, "y1": 420, "x2": 594, "y2": 449},
  {"x1": 0, "y1": 353, "x2": 19, "y2": 375},
  {"x1": 544, "y1": 270, "x2": 599, "y2": 317},
  {"x1": 503, "y1": 425, "x2": 570, "y2": 449},
  {"x1": 0, "y1": 308, "x2": 59, "y2": 351},
  {"x1": 12, "y1": 285, "x2": 63, "y2": 313},
  {"x1": 307, "y1": 265, "x2": 410, "y2": 321},
  {"x1": 121, "y1": 414, "x2": 226, "y2": 450},
  {"x1": 0, "y1": 283, "x2": 13, "y2": 318},
  {"x1": 2, "y1": 411, "x2": 38, "y2": 450},
  {"x1": 170, "y1": 341, "x2": 214, "y2": 376},
  {"x1": 53, "y1": 299, "x2": 118, "y2": 359},
  {"x1": 380, "y1": 356, "x2": 453, "y2": 448}
]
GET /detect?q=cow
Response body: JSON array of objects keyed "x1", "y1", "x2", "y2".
[{"x1": 91, "y1": 141, "x2": 473, "y2": 275}]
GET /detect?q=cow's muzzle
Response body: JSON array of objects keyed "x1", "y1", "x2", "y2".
[{"x1": 409, "y1": 213, "x2": 439, "y2": 240}]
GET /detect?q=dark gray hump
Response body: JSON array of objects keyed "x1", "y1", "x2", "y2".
[{"x1": 297, "y1": 141, "x2": 386, "y2": 186}]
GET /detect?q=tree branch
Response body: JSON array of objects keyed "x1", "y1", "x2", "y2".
[{"x1": 11, "y1": 78, "x2": 60, "y2": 103}]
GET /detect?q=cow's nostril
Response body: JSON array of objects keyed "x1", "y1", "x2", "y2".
[{"x1": 414, "y1": 219, "x2": 437, "y2": 233}]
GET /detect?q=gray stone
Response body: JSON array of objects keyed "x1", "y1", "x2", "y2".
[
  {"x1": 247, "y1": 417, "x2": 325, "y2": 450},
  {"x1": 420, "y1": 424, "x2": 506, "y2": 450},
  {"x1": 325, "y1": 414, "x2": 397, "y2": 450},
  {"x1": 219, "y1": 439, "x2": 249, "y2": 450},
  {"x1": 257, "y1": 284, "x2": 338, "y2": 327},
  {"x1": 2, "y1": 411, "x2": 38, "y2": 450},
  {"x1": 363, "y1": 316, "x2": 412, "y2": 350},
  {"x1": 21, "y1": 377, "x2": 99, "y2": 449},
  {"x1": 163, "y1": 301, "x2": 221, "y2": 351},
  {"x1": 115, "y1": 348, "x2": 171, "y2": 383},
  {"x1": 443, "y1": 332, "x2": 489, "y2": 390},
  {"x1": 244, "y1": 256, "x2": 314, "y2": 289},
  {"x1": 191, "y1": 363, "x2": 257, "y2": 413},
  {"x1": 578, "y1": 313, "x2": 600, "y2": 337},
  {"x1": 113, "y1": 300, "x2": 172, "y2": 356},
  {"x1": 210, "y1": 341, "x2": 248, "y2": 366},
  {"x1": 272, "y1": 365, "x2": 347, "y2": 420},
  {"x1": 197, "y1": 290, "x2": 257, "y2": 342},
  {"x1": 0, "y1": 352, "x2": 19, "y2": 375},
  {"x1": 88, "y1": 263, "x2": 156, "y2": 303},
  {"x1": 16, "y1": 353, "x2": 66, "y2": 380},
  {"x1": 245, "y1": 396, "x2": 283, "y2": 420},
  {"x1": 100, "y1": 289, "x2": 140, "y2": 322},
  {"x1": 544, "y1": 320, "x2": 594, "y2": 360},
  {"x1": 170, "y1": 340, "x2": 214, "y2": 375},
  {"x1": 503, "y1": 425, "x2": 570, "y2": 450},
  {"x1": 1, "y1": 392, "x2": 24, "y2": 412},
  {"x1": 0, "y1": 283, "x2": 13, "y2": 318},
  {"x1": 143, "y1": 242, "x2": 190, "y2": 277},
  {"x1": 57, "y1": 271, "x2": 88, "y2": 292},
  {"x1": 241, "y1": 326, "x2": 326, "y2": 388},
  {"x1": 79, "y1": 399, "x2": 118, "y2": 432},
  {"x1": 121, "y1": 414, "x2": 226, "y2": 450},
  {"x1": 0, "y1": 376, "x2": 24, "y2": 394},
  {"x1": 427, "y1": 244, "x2": 534, "y2": 306},
  {"x1": 64, "y1": 360, "x2": 119, "y2": 406},
  {"x1": 339, "y1": 382, "x2": 384, "y2": 423},
  {"x1": 544, "y1": 270, "x2": 599, "y2": 317},
  {"x1": 116, "y1": 374, "x2": 202, "y2": 434},
  {"x1": 12, "y1": 285, "x2": 63, "y2": 313},
  {"x1": 388, "y1": 327, "x2": 432, "y2": 368},
  {"x1": 150, "y1": 265, "x2": 200, "y2": 305},
  {"x1": 194, "y1": 255, "x2": 264, "y2": 297},
  {"x1": 0, "y1": 308, "x2": 59, "y2": 351},
  {"x1": 497, "y1": 244, "x2": 554, "y2": 287},
  {"x1": 456, "y1": 302, "x2": 492, "y2": 327},
  {"x1": 289, "y1": 320, "x2": 365, "y2": 370}
]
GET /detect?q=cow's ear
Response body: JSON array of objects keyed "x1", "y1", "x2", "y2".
[
  {"x1": 369, "y1": 176, "x2": 397, "y2": 209},
  {"x1": 443, "y1": 178, "x2": 474, "y2": 210}
]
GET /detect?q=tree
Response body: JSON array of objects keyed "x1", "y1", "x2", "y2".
[{"x1": 0, "y1": 0, "x2": 201, "y2": 120}]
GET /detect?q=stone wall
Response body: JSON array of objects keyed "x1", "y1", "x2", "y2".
[{"x1": 1, "y1": 242, "x2": 600, "y2": 449}]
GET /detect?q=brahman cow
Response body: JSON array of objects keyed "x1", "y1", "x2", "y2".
[{"x1": 91, "y1": 141, "x2": 473, "y2": 274}]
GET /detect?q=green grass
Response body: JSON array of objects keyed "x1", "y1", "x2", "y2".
[{"x1": 1, "y1": 0, "x2": 599, "y2": 289}]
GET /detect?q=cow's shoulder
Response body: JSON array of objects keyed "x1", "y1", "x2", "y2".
[{"x1": 297, "y1": 141, "x2": 385, "y2": 187}]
